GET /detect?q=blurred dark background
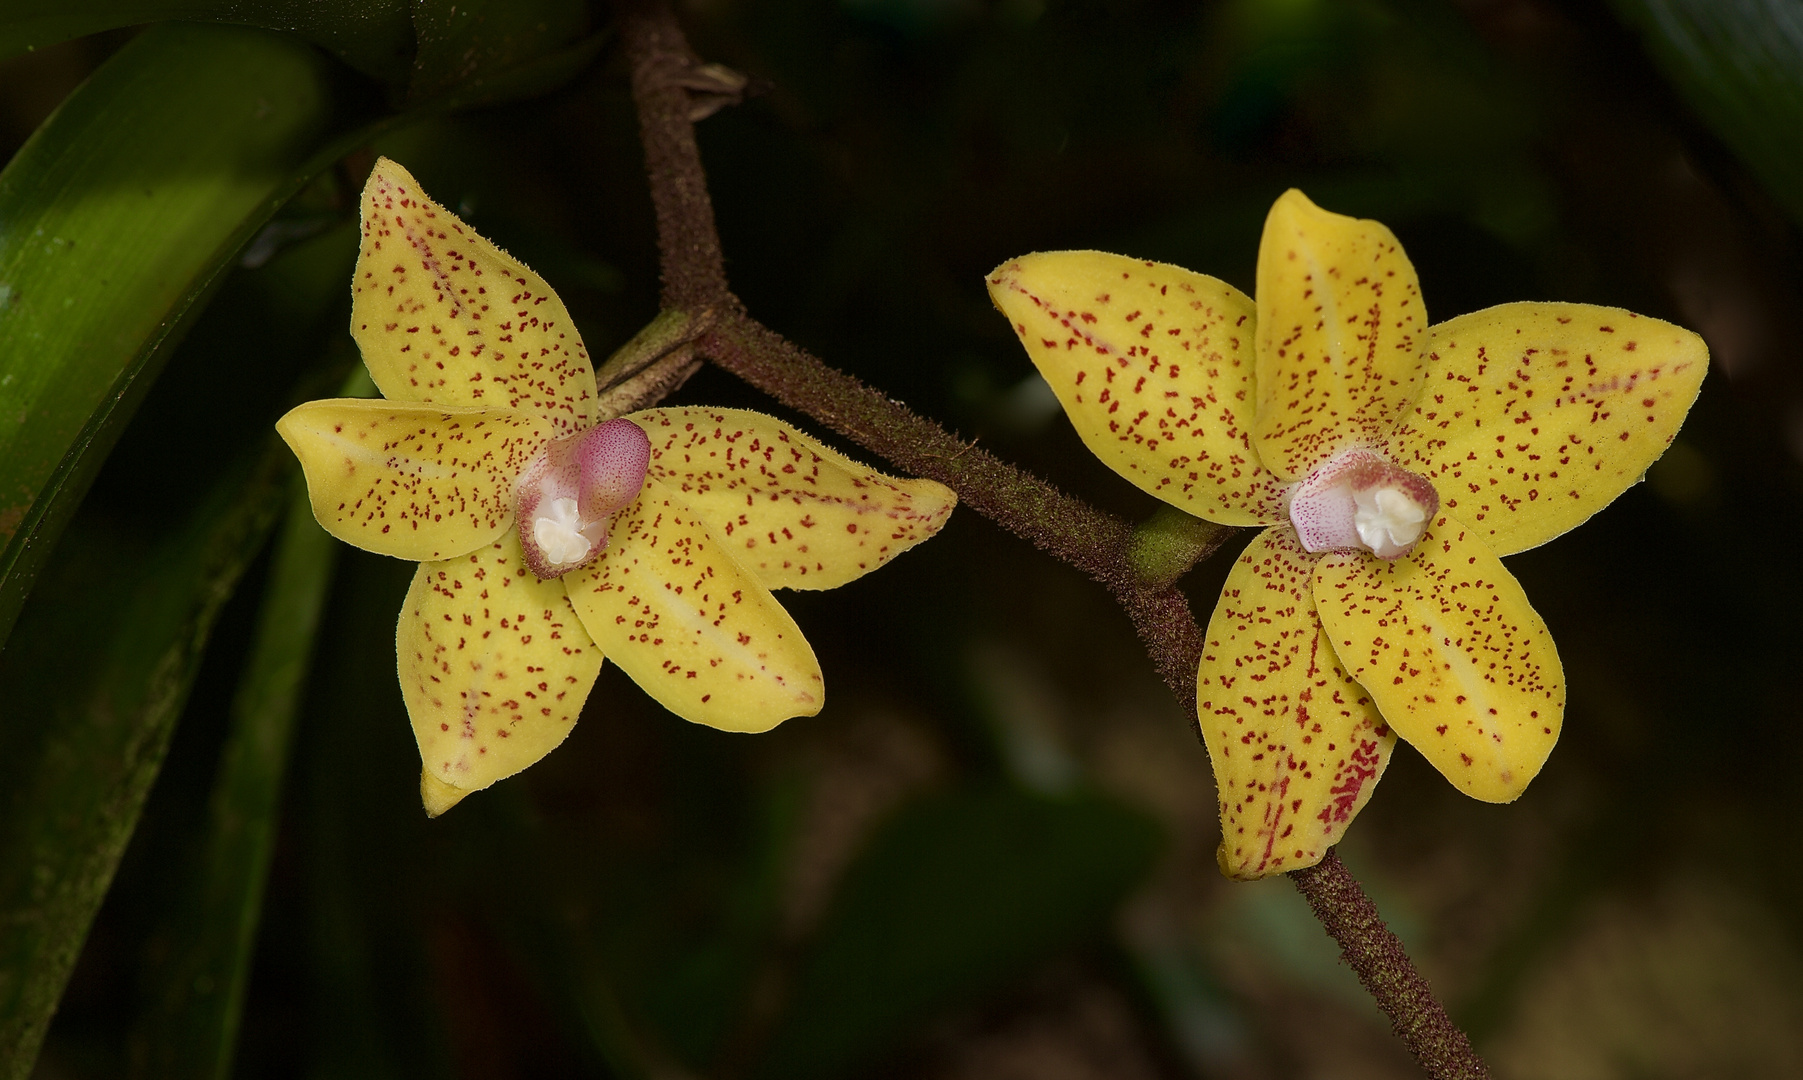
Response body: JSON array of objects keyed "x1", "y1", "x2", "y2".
[{"x1": 7, "y1": 0, "x2": 1803, "y2": 1076}]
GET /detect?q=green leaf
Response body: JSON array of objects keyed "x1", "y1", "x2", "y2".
[
  {"x1": 0, "y1": 22, "x2": 350, "y2": 649},
  {"x1": 756, "y1": 787, "x2": 1163, "y2": 1080},
  {"x1": 1608, "y1": 0, "x2": 1803, "y2": 226},
  {"x1": 0, "y1": 0, "x2": 416, "y2": 82},
  {"x1": 0, "y1": 197, "x2": 363, "y2": 1080},
  {"x1": 123, "y1": 464, "x2": 348, "y2": 1078},
  {"x1": 0, "y1": 445, "x2": 292, "y2": 1078}
]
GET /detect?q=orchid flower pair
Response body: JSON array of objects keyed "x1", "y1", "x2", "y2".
[
  {"x1": 278, "y1": 161, "x2": 1705, "y2": 878},
  {"x1": 989, "y1": 191, "x2": 1707, "y2": 878},
  {"x1": 279, "y1": 160, "x2": 955, "y2": 815}
]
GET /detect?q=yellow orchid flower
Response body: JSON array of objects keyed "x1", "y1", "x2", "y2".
[
  {"x1": 989, "y1": 190, "x2": 1707, "y2": 879},
  {"x1": 278, "y1": 159, "x2": 955, "y2": 816}
]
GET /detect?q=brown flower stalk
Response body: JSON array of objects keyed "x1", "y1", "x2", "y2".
[{"x1": 614, "y1": 1, "x2": 1489, "y2": 1075}]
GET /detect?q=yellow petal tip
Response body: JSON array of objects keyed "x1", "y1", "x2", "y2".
[
  {"x1": 1254, "y1": 188, "x2": 1426, "y2": 478},
  {"x1": 421, "y1": 771, "x2": 469, "y2": 817},
  {"x1": 1271, "y1": 186, "x2": 1320, "y2": 213},
  {"x1": 369, "y1": 155, "x2": 411, "y2": 185},
  {"x1": 1216, "y1": 840, "x2": 1327, "y2": 881}
]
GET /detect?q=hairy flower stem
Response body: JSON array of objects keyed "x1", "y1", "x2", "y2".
[
  {"x1": 592, "y1": 308, "x2": 703, "y2": 420},
  {"x1": 1292, "y1": 852, "x2": 1493, "y2": 1079},
  {"x1": 701, "y1": 317, "x2": 1222, "y2": 705},
  {"x1": 616, "y1": 2, "x2": 1490, "y2": 1076},
  {"x1": 621, "y1": 0, "x2": 730, "y2": 312}
]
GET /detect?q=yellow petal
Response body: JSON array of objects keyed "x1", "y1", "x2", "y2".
[
  {"x1": 1253, "y1": 190, "x2": 1426, "y2": 479},
  {"x1": 351, "y1": 157, "x2": 597, "y2": 435},
  {"x1": 633, "y1": 407, "x2": 957, "y2": 590},
  {"x1": 1386, "y1": 302, "x2": 1710, "y2": 556},
  {"x1": 1312, "y1": 514, "x2": 1564, "y2": 803},
  {"x1": 1198, "y1": 526, "x2": 1396, "y2": 880},
  {"x1": 398, "y1": 531, "x2": 605, "y2": 814},
  {"x1": 276, "y1": 398, "x2": 552, "y2": 561},
  {"x1": 421, "y1": 773, "x2": 467, "y2": 816},
  {"x1": 986, "y1": 251, "x2": 1285, "y2": 526},
  {"x1": 564, "y1": 475, "x2": 823, "y2": 732}
]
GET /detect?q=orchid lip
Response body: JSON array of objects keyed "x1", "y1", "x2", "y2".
[
  {"x1": 1288, "y1": 448, "x2": 1439, "y2": 560},
  {"x1": 515, "y1": 417, "x2": 651, "y2": 579}
]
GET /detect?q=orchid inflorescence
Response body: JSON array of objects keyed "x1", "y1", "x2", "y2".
[{"x1": 277, "y1": 160, "x2": 1705, "y2": 880}]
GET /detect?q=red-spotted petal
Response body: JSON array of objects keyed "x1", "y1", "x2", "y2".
[
  {"x1": 1253, "y1": 190, "x2": 1426, "y2": 479},
  {"x1": 276, "y1": 398, "x2": 552, "y2": 562},
  {"x1": 1197, "y1": 526, "x2": 1396, "y2": 879},
  {"x1": 563, "y1": 475, "x2": 823, "y2": 732},
  {"x1": 633, "y1": 407, "x2": 957, "y2": 590},
  {"x1": 986, "y1": 250, "x2": 1286, "y2": 525},
  {"x1": 1312, "y1": 514, "x2": 1564, "y2": 802},
  {"x1": 1386, "y1": 302, "x2": 1709, "y2": 556},
  {"x1": 399, "y1": 531, "x2": 605, "y2": 816},
  {"x1": 351, "y1": 157, "x2": 596, "y2": 435}
]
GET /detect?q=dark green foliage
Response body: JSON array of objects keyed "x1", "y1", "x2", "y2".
[{"x1": 0, "y1": 23, "x2": 341, "y2": 647}]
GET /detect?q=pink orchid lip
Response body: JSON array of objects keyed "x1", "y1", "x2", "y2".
[
  {"x1": 1288, "y1": 448, "x2": 1440, "y2": 560},
  {"x1": 515, "y1": 418, "x2": 651, "y2": 580}
]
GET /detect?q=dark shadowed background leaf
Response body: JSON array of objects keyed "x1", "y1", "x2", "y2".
[
  {"x1": 0, "y1": 0, "x2": 415, "y2": 82},
  {"x1": 124, "y1": 375, "x2": 366, "y2": 1080},
  {"x1": 1608, "y1": 0, "x2": 1803, "y2": 228},
  {"x1": 0, "y1": 448, "x2": 289, "y2": 1076},
  {"x1": 408, "y1": 0, "x2": 592, "y2": 101},
  {"x1": 757, "y1": 787, "x2": 1162, "y2": 1080}
]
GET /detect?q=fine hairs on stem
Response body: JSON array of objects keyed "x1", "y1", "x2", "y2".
[{"x1": 612, "y1": 1, "x2": 1489, "y2": 1074}]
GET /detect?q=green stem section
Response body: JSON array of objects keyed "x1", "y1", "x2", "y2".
[
  {"x1": 593, "y1": 307, "x2": 703, "y2": 420},
  {"x1": 1129, "y1": 504, "x2": 1235, "y2": 590}
]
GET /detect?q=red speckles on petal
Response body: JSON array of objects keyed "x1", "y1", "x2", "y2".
[
  {"x1": 352, "y1": 158, "x2": 597, "y2": 435},
  {"x1": 400, "y1": 532, "x2": 602, "y2": 804},
  {"x1": 631, "y1": 407, "x2": 956, "y2": 591},
  {"x1": 1388, "y1": 302, "x2": 1708, "y2": 556},
  {"x1": 987, "y1": 251, "x2": 1286, "y2": 527},
  {"x1": 277, "y1": 398, "x2": 553, "y2": 562},
  {"x1": 563, "y1": 474, "x2": 824, "y2": 733},
  {"x1": 1196, "y1": 526, "x2": 1396, "y2": 880},
  {"x1": 1312, "y1": 514, "x2": 1564, "y2": 803}
]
